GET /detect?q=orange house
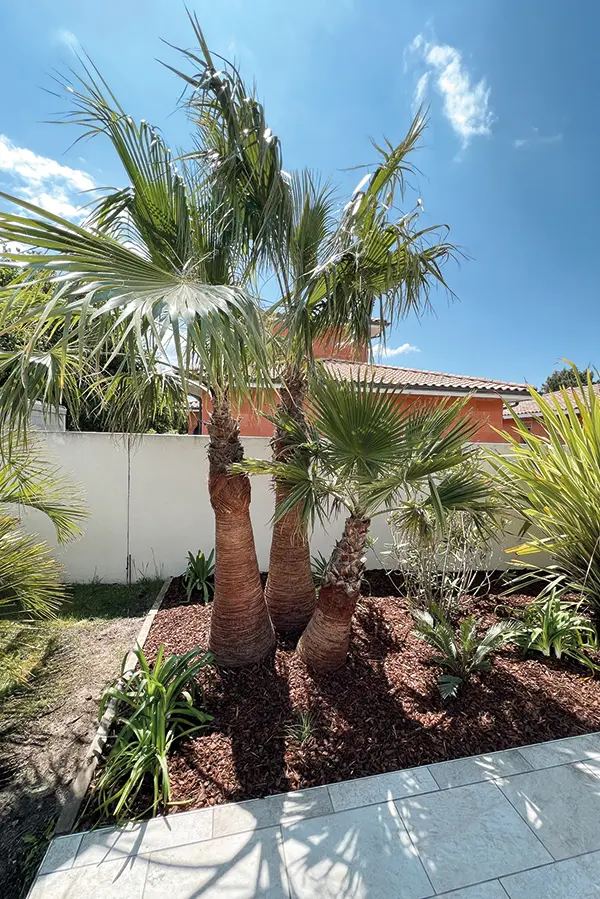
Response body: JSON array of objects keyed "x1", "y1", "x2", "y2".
[
  {"x1": 189, "y1": 333, "x2": 529, "y2": 442},
  {"x1": 501, "y1": 383, "x2": 600, "y2": 439}
]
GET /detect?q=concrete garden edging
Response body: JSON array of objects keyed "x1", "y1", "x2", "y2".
[{"x1": 53, "y1": 577, "x2": 172, "y2": 835}]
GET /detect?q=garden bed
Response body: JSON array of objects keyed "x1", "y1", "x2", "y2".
[{"x1": 138, "y1": 574, "x2": 600, "y2": 811}]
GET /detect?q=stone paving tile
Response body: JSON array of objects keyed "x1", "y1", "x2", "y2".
[
  {"x1": 73, "y1": 808, "x2": 214, "y2": 866},
  {"x1": 517, "y1": 732, "x2": 600, "y2": 770},
  {"x1": 28, "y1": 855, "x2": 148, "y2": 899},
  {"x1": 428, "y1": 749, "x2": 532, "y2": 790},
  {"x1": 501, "y1": 850, "x2": 600, "y2": 897},
  {"x1": 282, "y1": 800, "x2": 433, "y2": 899},
  {"x1": 498, "y1": 760, "x2": 600, "y2": 860},
  {"x1": 396, "y1": 781, "x2": 551, "y2": 894},
  {"x1": 434, "y1": 882, "x2": 508, "y2": 899},
  {"x1": 143, "y1": 826, "x2": 288, "y2": 899},
  {"x1": 74, "y1": 823, "x2": 147, "y2": 866},
  {"x1": 327, "y1": 767, "x2": 438, "y2": 812},
  {"x1": 38, "y1": 833, "x2": 83, "y2": 874},
  {"x1": 212, "y1": 787, "x2": 332, "y2": 838},
  {"x1": 136, "y1": 808, "x2": 213, "y2": 855}
]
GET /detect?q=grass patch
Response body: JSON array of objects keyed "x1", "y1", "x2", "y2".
[
  {"x1": 0, "y1": 579, "x2": 161, "y2": 711},
  {"x1": 59, "y1": 578, "x2": 161, "y2": 622}
]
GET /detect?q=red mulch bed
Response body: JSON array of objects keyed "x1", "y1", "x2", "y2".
[{"x1": 141, "y1": 575, "x2": 600, "y2": 811}]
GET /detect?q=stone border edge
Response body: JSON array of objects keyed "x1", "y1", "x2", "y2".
[{"x1": 53, "y1": 576, "x2": 172, "y2": 836}]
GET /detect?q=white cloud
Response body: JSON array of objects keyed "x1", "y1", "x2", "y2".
[
  {"x1": 413, "y1": 73, "x2": 430, "y2": 110},
  {"x1": 409, "y1": 36, "x2": 493, "y2": 148},
  {"x1": 374, "y1": 342, "x2": 420, "y2": 359},
  {"x1": 0, "y1": 134, "x2": 95, "y2": 221},
  {"x1": 26, "y1": 190, "x2": 84, "y2": 219},
  {"x1": 56, "y1": 29, "x2": 80, "y2": 50},
  {"x1": 513, "y1": 130, "x2": 563, "y2": 149}
]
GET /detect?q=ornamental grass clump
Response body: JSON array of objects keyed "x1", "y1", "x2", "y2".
[{"x1": 96, "y1": 646, "x2": 213, "y2": 821}]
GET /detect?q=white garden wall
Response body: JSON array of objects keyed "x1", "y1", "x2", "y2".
[{"x1": 18, "y1": 433, "x2": 536, "y2": 583}]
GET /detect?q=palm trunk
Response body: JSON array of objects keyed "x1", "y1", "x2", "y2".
[
  {"x1": 297, "y1": 515, "x2": 370, "y2": 671},
  {"x1": 264, "y1": 366, "x2": 317, "y2": 633},
  {"x1": 207, "y1": 393, "x2": 275, "y2": 667}
]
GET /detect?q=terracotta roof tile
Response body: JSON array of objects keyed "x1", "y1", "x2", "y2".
[
  {"x1": 503, "y1": 383, "x2": 600, "y2": 418},
  {"x1": 323, "y1": 360, "x2": 529, "y2": 397}
]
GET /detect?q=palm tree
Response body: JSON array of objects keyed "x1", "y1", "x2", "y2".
[
  {"x1": 172, "y1": 22, "x2": 458, "y2": 633},
  {"x1": 0, "y1": 55, "x2": 280, "y2": 666},
  {"x1": 267, "y1": 150, "x2": 457, "y2": 633},
  {"x1": 242, "y1": 370, "x2": 502, "y2": 671}
]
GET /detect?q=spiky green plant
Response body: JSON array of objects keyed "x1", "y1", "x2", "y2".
[
  {"x1": 493, "y1": 367, "x2": 600, "y2": 605},
  {"x1": 96, "y1": 645, "x2": 213, "y2": 821},
  {"x1": 183, "y1": 549, "x2": 215, "y2": 603},
  {"x1": 512, "y1": 590, "x2": 599, "y2": 672},
  {"x1": 413, "y1": 607, "x2": 521, "y2": 698}
]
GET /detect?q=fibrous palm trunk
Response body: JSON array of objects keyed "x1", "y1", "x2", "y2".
[
  {"x1": 297, "y1": 514, "x2": 370, "y2": 671},
  {"x1": 207, "y1": 392, "x2": 275, "y2": 667},
  {"x1": 264, "y1": 366, "x2": 317, "y2": 633}
]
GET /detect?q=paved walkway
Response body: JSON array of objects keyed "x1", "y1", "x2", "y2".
[{"x1": 30, "y1": 732, "x2": 600, "y2": 898}]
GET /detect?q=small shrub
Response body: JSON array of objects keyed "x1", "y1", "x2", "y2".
[
  {"x1": 387, "y1": 510, "x2": 496, "y2": 619},
  {"x1": 413, "y1": 606, "x2": 521, "y2": 698},
  {"x1": 183, "y1": 550, "x2": 215, "y2": 603},
  {"x1": 97, "y1": 645, "x2": 213, "y2": 821},
  {"x1": 512, "y1": 590, "x2": 599, "y2": 672}
]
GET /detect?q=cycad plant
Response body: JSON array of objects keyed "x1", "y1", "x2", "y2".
[
  {"x1": 413, "y1": 608, "x2": 521, "y2": 698},
  {"x1": 173, "y1": 19, "x2": 457, "y2": 633},
  {"x1": 494, "y1": 368, "x2": 600, "y2": 605},
  {"x1": 241, "y1": 369, "x2": 501, "y2": 671}
]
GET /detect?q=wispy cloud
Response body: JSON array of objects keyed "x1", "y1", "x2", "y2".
[
  {"x1": 409, "y1": 35, "x2": 493, "y2": 148},
  {"x1": 56, "y1": 29, "x2": 80, "y2": 50},
  {"x1": 0, "y1": 134, "x2": 95, "y2": 221},
  {"x1": 374, "y1": 342, "x2": 420, "y2": 360},
  {"x1": 513, "y1": 129, "x2": 563, "y2": 149}
]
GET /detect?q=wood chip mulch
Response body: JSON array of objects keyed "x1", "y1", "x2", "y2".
[{"x1": 142, "y1": 575, "x2": 600, "y2": 812}]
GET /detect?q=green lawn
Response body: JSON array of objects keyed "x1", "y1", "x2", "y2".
[{"x1": 0, "y1": 579, "x2": 161, "y2": 706}]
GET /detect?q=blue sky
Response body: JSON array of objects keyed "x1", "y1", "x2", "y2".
[{"x1": 0, "y1": 0, "x2": 596, "y2": 387}]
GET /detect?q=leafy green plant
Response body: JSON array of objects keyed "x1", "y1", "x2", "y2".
[
  {"x1": 493, "y1": 367, "x2": 600, "y2": 606},
  {"x1": 96, "y1": 645, "x2": 213, "y2": 821},
  {"x1": 512, "y1": 591, "x2": 599, "y2": 672},
  {"x1": 413, "y1": 607, "x2": 521, "y2": 698},
  {"x1": 183, "y1": 550, "x2": 215, "y2": 603}
]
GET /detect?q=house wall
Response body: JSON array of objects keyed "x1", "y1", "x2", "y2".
[
  {"x1": 15, "y1": 432, "x2": 539, "y2": 583},
  {"x1": 198, "y1": 391, "x2": 508, "y2": 442},
  {"x1": 501, "y1": 415, "x2": 551, "y2": 441}
]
